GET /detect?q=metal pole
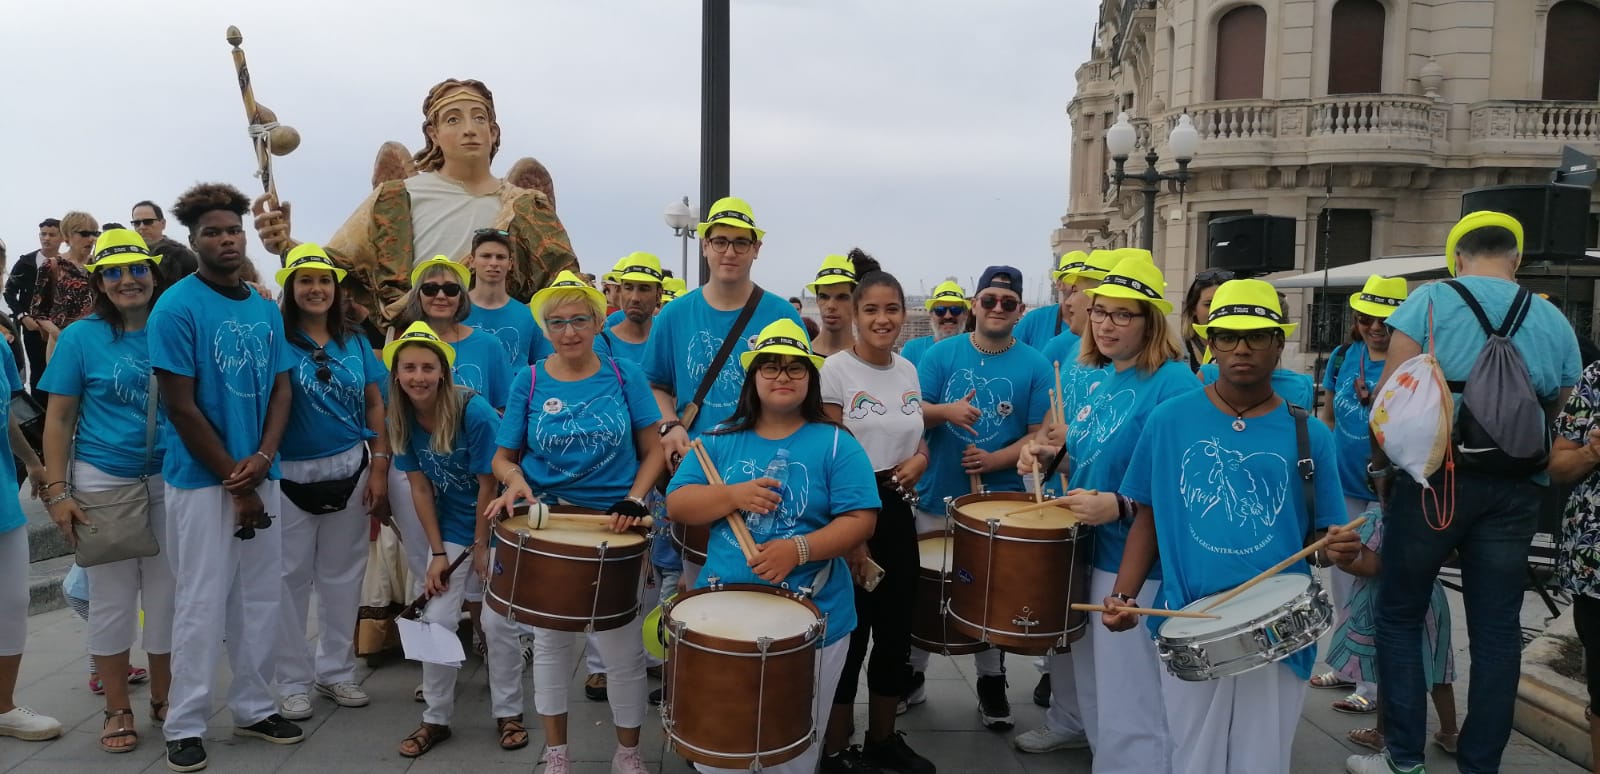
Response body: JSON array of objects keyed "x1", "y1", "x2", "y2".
[
  {"x1": 1140, "y1": 150, "x2": 1160, "y2": 253},
  {"x1": 699, "y1": 0, "x2": 730, "y2": 286},
  {"x1": 680, "y1": 231, "x2": 689, "y2": 281}
]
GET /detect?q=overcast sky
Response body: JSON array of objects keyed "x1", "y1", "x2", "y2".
[{"x1": 1, "y1": 0, "x2": 1095, "y2": 305}]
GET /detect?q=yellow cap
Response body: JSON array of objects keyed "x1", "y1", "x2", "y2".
[
  {"x1": 530, "y1": 270, "x2": 610, "y2": 331},
  {"x1": 1445, "y1": 211, "x2": 1524, "y2": 277},
  {"x1": 614, "y1": 252, "x2": 665, "y2": 285},
  {"x1": 806, "y1": 254, "x2": 858, "y2": 293},
  {"x1": 924, "y1": 280, "x2": 970, "y2": 310},
  {"x1": 1052, "y1": 250, "x2": 1090, "y2": 282},
  {"x1": 410, "y1": 255, "x2": 471, "y2": 289},
  {"x1": 274, "y1": 242, "x2": 347, "y2": 287},
  {"x1": 739, "y1": 319, "x2": 824, "y2": 370},
  {"x1": 1193, "y1": 278, "x2": 1298, "y2": 338},
  {"x1": 695, "y1": 196, "x2": 765, "y2": 240},
  {"x1": 1084, "y1": 253, "x2": 1172, "y2": 314},
  {"x1": 661, "y1": 276, "x2": 688, "y2": 302},
  {"x1": 1348, "y1": 275, "x2": 1408, "y2": 319},
  {"x1": 382, "y1": 321, "x2": 457, "y2": 370},
  {"x1": 602, "y1": 256, "x2": 628, "y2": 285},
  {"x1": 89, "y1": 229, "x2": 162, "y2": 271},
  {"x1": 1060, "y1": 249, "x2": 1120, "y2": 284}
]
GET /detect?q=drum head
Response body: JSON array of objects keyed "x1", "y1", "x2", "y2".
[
  {"x1": 1160, "y1": 574, "x2": 1313, "y2": 638},
  {"x1": 500, "y1": 516, "x2": 647, "y2": 547},
  {"x1": 669, "y1": 590, "x2": 815, "y2": 640},
  {"x1": 954, "y1": 494, "x2": 1079, "y2": 530},
  {"x1": 917, "y1": 535, "x2": 953, "y2": 573}
]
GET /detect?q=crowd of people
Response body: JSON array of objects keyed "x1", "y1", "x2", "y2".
[{"x1": 0, "y1": 72, "x2": 1594, "y2": 774}]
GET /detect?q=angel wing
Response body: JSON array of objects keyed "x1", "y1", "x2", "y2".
[
  {"x1": 506, "y1": 157, "x2": 556, "y2": 210},
  {"x1": 371, "y1": 141, "x2": 416, "y2": 189}
]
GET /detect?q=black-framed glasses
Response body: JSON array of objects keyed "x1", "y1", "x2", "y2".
[
  {"x1": 706, "y1": 237, "x2": 756, "y2": 255},
  {"x1": 130, "y1": 218, "x2": 160, "y2": 228},
  {"x1": 756, "y1": 361, "x2": 810, "y2": 380},
  {"x1": 1089, "y1": 307, "x2": 1146, "y2": 327},
  {"x1": 546, "y1": 315, "x2": 594, "y2": 333},
  {"x1": 311, "y1": 348, "x2": 332, "y2": 383},
  {"x1": 419, "y1": 282, "x2": 462, "y2": 297},
  {"x1": 931, "y1": 305, "x2": 965, "y2": 318},
  {"x1": 1208, "y1": 330, "x2": 1279, "y2": 352},
  {"x1": 977, "y1": 295, "x2": 1020, "y2": 313},
  {"x1": 98, "y1": 264, "x2": 151, "y2": 282},
  {"x1": 75, "y1": 230, "x2": 101, "y2": 239},
  {"x1": 1194, "y1": 269, "x2": 1235, "y2": 283}
]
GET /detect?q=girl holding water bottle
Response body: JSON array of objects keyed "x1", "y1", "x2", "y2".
[{"x1": 667, "y1": 319, "x2": 880, "y2": 774}]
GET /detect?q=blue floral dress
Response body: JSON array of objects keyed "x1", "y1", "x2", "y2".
[{"x1": 1556, "y1": 361, "x2": 1600, "y2": 599}]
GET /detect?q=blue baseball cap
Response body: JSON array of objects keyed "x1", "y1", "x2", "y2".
[{"x1": 976, "y1": 265, "x2": 1024, "y2": 298}]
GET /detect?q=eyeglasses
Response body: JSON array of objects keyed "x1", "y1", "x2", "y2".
[
  {"x1": 977, "y1": 295, "x2": 1020, "y2": 313},
  {"x1": 75, "y1": 230, "x2": 101, "y2": 239},
  {"x1": 98, "y1": 264, "x2": 151, "y2": 282},
  {"x1": 130, "y1": 218, "x2": 160, "y2": 228},
  {"x1": 706, "y1": 237, "x2": 756, "y2": 255},
  {"x1": 311, "y1": 348, "x2": 332, "y2": 383},
  {"x1": 1353, "y1": 313, "x2": 1383, "y2": 328},
  {"x1": 546, "y1": 315, "x2": 594, "y2": 333},
  {"x1": 1194, "y1": 269, "x2": 1235, "y2": 283},
  {"x1": 756, "y1": 361, "x2": 810, "y2": 380},
  {"x1": 419, "y1": 282, "x2": 462, "y2": 298},
  {"x1": 1208, "y1": 330, "x2": 1279, "y2": 352},
  {"x1": 931, "y1": 306, "x2": 965, "y2": 318},
  {"x1": 1089, "y1": 307, "x2": 1145, "y2": 326}
]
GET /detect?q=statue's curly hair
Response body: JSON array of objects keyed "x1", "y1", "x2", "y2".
[
  {"x1": 414, "y1": 79, "x2": 501, "y2": 173},
  {"x1": 171, "y1": 182, "x2": 249, "y2": 230}
]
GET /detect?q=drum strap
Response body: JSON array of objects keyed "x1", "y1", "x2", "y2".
[{"x1": 1289, "y1": 404, "x2": 1317, "y2": 545}]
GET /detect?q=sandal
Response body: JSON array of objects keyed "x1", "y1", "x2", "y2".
[
  {"x1": 127, "y1": 666, "x2": 149, "y2": 685},
  {"x1": 1348, "y1": 727, "x2": 1384, "y2": 752},
  {"x1": 100, "y1": 709, "x2": 138, "y2": 753},
  {"x1": 496, "y1": 715, "x2": 528, "y2": 750},
  {"x1": 398, "y1": 722, "x2": 451, "y2": 758},
  {"x1": 1434, "y1": 730, "x2": 1459, "y2": 754},
  {"x1": 1333, "y1": 694, "x2": 1377, "y2": 714},
  {"x1": 1309, "y1": 671, "x2": 1355, "y2": 690},
  {"x1": 150, "y1": 699, "x2": 168, "y2": 726}
]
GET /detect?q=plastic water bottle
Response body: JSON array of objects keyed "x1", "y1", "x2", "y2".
[{"x1": 745, "y1": 449, "x2": 790, "y2": 532}]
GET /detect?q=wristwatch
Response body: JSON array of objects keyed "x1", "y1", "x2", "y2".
[{"x1": 658, "y1": 420, "x2": 682, "y2": 438}]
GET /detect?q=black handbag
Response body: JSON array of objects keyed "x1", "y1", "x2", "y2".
[{"x1": 281, "y1": 449, "x2": 369, "y2": 515}]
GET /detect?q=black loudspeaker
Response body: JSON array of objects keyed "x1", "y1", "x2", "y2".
[
  {"x1": 1207, "y1": 215, "x2": 1298, "y2": 275},
  {"x1": 1460, "y1": 183, "x2": 1589, "y2": 261}
]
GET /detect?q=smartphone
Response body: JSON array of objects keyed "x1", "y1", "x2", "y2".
[{"x1": 859, "y1": 557, "x2": 887, "y2": 592}]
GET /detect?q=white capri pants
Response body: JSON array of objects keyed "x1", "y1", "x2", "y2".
[
  {"x1": 1064, "y1": 568, "x2": 1167, "y2": 771},
  {"x1": 694, "y1": 637, "x2": 851, "y2": 774},
  {"x1": 0, "y1": 525, "x2": 28, "y2": 655},
  {"x1": 530, "y1": 623, "x2": 648, "y2": 727},
  {"x1": 418, "y1": 541, "x2": 473, "y2": 726},
  {"x1": 908, "y1": 507, "x2": 1004, "y2": 677},
  {"x1": 275, "y1": 443, "x2": 369, "y2": 695},
  {"x1": 76, "y1": 462, "x2": 176, "y2": 657},
  {"x1": 162, "y1": 482, "x2": 284, "y2": 741},
  {"x1": 1161, "y1": 661, "x2": 1306, "y2": 774}
]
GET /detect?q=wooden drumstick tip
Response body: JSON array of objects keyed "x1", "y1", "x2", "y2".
[{"x1": 226, "y1": 26, "x2": 243, "y2": 47}]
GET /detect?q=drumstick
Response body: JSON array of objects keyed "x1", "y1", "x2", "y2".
[
  {"x1": 1200, "y1": 515, "x2": 1369, "y2": 613},
  {"x1": 397, "y1": 543, "x2": 476, "y2": 620},
  {"x1": 526, "y1": 510, "x2": 655, "y2": 530},
  {"x1": 1030, "y1": 457, "x2": 1043, "y2": 505},
  {"x1": 1007, "y1": 495, "x2": 1072, "y2": 516},
  {"x1": 1070, "y1": 603, "x2": 1220, "y2": 620},
  {"x1": 689, "y1": 440, "x2": 759, "y2": 562},
  {"x1": 1053, "y1": 362, "x2": 1065, "y2": 425}
]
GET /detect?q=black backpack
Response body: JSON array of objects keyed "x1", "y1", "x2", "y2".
[{"x1": 1442, "y1": 280, "x2": 1550, "y2": 476}]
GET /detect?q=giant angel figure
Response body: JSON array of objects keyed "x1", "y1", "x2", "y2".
[{"x1": 254, "y1": 79, "x2": 579, "y2": 325}]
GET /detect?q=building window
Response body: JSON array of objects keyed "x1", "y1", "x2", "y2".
[
  {"x1": 1214, "y1": 5, "x2": 1267, "y2": 100},
  {"x1": 1544, "y1": 0, "x2": 1600, "y2": 101},
  {"x1": 1307, "y1": 210, "x2": 1374, "y2": 351},
  {"x1": 1328, "y1": 0, "x2": 1385, "y2": 95}
]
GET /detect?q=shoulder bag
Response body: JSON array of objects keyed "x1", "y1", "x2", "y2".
[{"x1": 72, "y1": 375, "x2": 160, "y2": 567}]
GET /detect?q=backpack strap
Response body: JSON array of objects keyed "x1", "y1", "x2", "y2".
[
  {"x1": 1288, "y1": 404, "x2": 1318, "y2": 545},
  {"x1": 1441, "y1": 280, "x2": 1535, "y2": 392}
]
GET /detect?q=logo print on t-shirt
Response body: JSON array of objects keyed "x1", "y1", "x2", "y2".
[
  {"x1": 543, "y1": 397, "x2": 563, "y2": 414},
  {"x1": 297, "y1": 352, "x2": 362, "y2": 420},
  {"x1": 1179, "y1": 437, "x2": 1291, "y2": 553},
  {"x1": 454, "y1": 363, "x2": 486, "y2": 395},
  {"x1": 1068, "y1": 387, "x2": 1137, "y2": 471},
  {"x1": 474, "y1": 325, "x2": 522, "y2": 362},
  {"x1": 533, "y1": 395, "x2": 626, "y2": 477},
  {"x1": 213, "y1": 320, "x2": 271, "y2": 398},
  {"x1": 416, "y1": 446, "x2": 471, "y2": 493},
  {"x1": 686, "y1": 331, "x2": 746, "y2": 410},
  {"x1": 900, "y1": 391, "x2": 922, "y2": 416},
  {"x1": 847, "y1": 392, "x2": 886, "y2": 420},
  {"x1": 944, "y1": 369, "x2": 1015, "y2": 445},
  {"x1": 1333, "y1": 368, "x2": 1370, "y2": 442},
  {"x1": 111, "y1": 355, "x2": 152, "y2": 423},
  {"x1": 721, "y1": 457, "x2": 811, "y2": 542}
]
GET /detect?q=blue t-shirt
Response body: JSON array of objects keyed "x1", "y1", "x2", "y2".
[
  {"x1": 1319, "y1": 341, "x2": 1385, "y2": 501},
  {"x1": 496, "y1": 358, "x2": 662, "y2": 510},
  {"x1": 666, "y1": 423, "x2": 880, "y2": 646},
  {"x1": 595, "y1": 329, "x2": 649, "y2": 365},
  {"x1": 1067, "y1": 360, "x2": 1200, "y2": 574},
  {"x1": 394, "y1": 392, "x2": 501, "y2": 546},
  {"x1": 1039, "y1": 329, "x2": 1083, "y2": 371},
  {"x1": 1198, "y1": 363, "x2": 1316, "y2": 409},
  {"x1": 465, "y1": 299, "x2": 545, "y2": 366},
  {"x1": 641, "y1": 289, "x2": 804, "y2": 435},
  {"x1": 148, "y1": 277, "x2": 294, "y2": 489},
  {"x1": 606, "y1": 309, "x2": 626, "y2": 328},
  {"x1": 39, "y1": 316, "x2": 167, "y2": 478},
  {"x1": 915, "y1": 335, "x2": 1053, "y2": 509},
  {"x1": 450, "y1": 329, "x2": 513, "y2": 410},
  {"x1": 0, "y1": 354, "x2": 26, "y2": 533},
  {"x1": 899, "y1": 335, "x2": 933, "y2": 366},
  {"x1": 1387, "y1": 276, "x2": 1582, "y2": 410},
  {"x1": 1119, "y1": 391, "x2": 1345, "y2": 679},
  {"x1": 280, "y1": 334, "x2": 387, "y2": 461},
  {"x1": 1015, "y1": 304, "x2": 1067, "y2": 351}
]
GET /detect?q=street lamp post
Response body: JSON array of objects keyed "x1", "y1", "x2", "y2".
[
  {"x1": 663, "y1": 196, "x2": 698, "y2": 282},
  {"x1": 1105, "y1": 111, "x2": 1201, "y2": 252}
]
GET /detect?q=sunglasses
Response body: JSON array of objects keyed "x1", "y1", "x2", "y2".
[
  {"x1": 75, "y1": 230, "x2": 101, "y2": 239},
  {"x1": 977, "y1": 295, "x2": 1020, "y2": 312},
  {"x1": 1354, "y1": 313, "x2": 1384, "y2": 328},
  {"x1": 1195, "y1": 269, "x2": 1235, "y2": 283},
  {"x1": 311, "y1": 348, "x2": 332, "y2": 383},
  {"x1": 931, "y1": 305, "x2": 966, "y2": 318},
  {"x1": 419, "y1": 282, "x2": 462, "y2": 298},
  {"x1": 98, "y1": 264, "x2": 151, "y2": 282},
  {"x1": 130, "y1": 218, "x2": 160, "y2": 228}
]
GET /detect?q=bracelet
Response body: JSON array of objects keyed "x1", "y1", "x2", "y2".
[
  {"x1": 431, "y1": 551, "x2": 447, "y2": 557},
  {"x1": 253, "y1": 451, "x2": 273, "y2": 464},
  {"x1": 370, "y1": 452, "x2": 391, "y2": 461},
  {"x1": 1115, "y1": 493, "x2": 1134, "y2": 521},
  {"x1": 626, "y1": 496, "x2": 648, "y2": 509},
  {"x1": 42, "y1": 480, "x2": 69, "y2": 493},
  {"x1": 1110, "y1": 592, "x2": 1135, "y2": 605},
  {"x1": 44, "y1": 492, "x2": 73, "y2": 507},
  {"x1": 793, "y1": 535, "x2": 811, "y2": 565}
]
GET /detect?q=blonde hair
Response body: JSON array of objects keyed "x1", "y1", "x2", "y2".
[
  {"x1": 385, "y1": 342, "x2": 467, "y2": 456},
  {"x1": 1080, "y1": 299, "x2": 1184, "y2": 374},
  {"x1": 536, "y1": 287, "x2": 604, "y2": 333},
  {"x1": 59, "y1": 211, "x2": 97, "y2": 238}
]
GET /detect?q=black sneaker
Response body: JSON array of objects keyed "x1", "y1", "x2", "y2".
[
  {"x1": 976, "y1": 674, "x2": 1012, "y2": 730},
  {"x1": 864, "y1": 730, "x2": 936, "y2": 774},
  {"x1": 233, "y1": 713, "x2": 304, "y2": 745},
  {"x1": 1032, "y1": 673, "x2": 1051, "y2": 708},
  {"x1": 166, "y1": 737, "x2": 208, "y2": 772},
  {"x1": 649, "y1": 686, "x2": 665, "y2": 706},
  {"x1": 821, "y1": 745, "x2": 883, "y2": 773}
]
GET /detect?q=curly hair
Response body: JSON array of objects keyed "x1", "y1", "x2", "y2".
[
  {"x1": 171, "y1": 183, "x2": 249, "y2": 230},
  {"x1": 414, "y1": 79, "x2": 501, "y2": 173}
]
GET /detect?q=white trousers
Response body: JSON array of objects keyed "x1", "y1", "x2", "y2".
[
  {"x1": 77, "y1": 463, "x2": 176, "y2": 657},
  {"x1": 163, "y1": 482, "x2": 284, "y2": 740},
  {"x1": 1065, "y1": 568, "x2": 1168, "y2": 772},
  {"x1": 1161, "y1": 661, "x2": 1305, "y2": 774},
  {"x1": 481, "y1": 606, "x2": 536, "y2": 719},
  {"x1": 275, "y1": 444, "x2": 369, "y2": 695},
  {"x1": 530, "y1": 623, "x2": 648, "y2": 728},
  {"x1": 694, "y1": 637, "x2": 851, "y2": 774},
  {"x1": 909, "y1": 507, "x2": 1004, "y2": 677},
  {"x1": 0, "y1": 525, "x2": 27, "y2": 655},
  {"x1": 418, "y1": 541, "x2": 473, "y2": 726}
]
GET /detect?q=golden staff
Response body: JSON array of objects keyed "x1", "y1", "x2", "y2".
[{"x1": 225, "y1": 26, "x2": 300, "y2": 207}]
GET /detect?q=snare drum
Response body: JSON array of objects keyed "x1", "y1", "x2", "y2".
[
  {"x1": 911, "y1": 531, "x2": 986, "y2": 655},
  {"x1": 485, "y1": 506, "x2": 648, "y2": 632},
  {"x1": 947, "y1": 492, "x2": 1090, "y2": 655},
  {"x1": 663, "y1": 584, "x2": 823, "y2": 769},
  {"x1": 670, "y1": 520, "x2": 709, "y2": 566},
  {"x1": 1157, "y1": 573, "x2": 1332, "y2": 682}
]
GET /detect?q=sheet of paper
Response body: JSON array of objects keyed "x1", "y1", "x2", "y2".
[{"x1": 397, "y1": 618, "x2": 465, "y2": 667}]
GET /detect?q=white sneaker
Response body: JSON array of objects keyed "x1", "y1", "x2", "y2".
[
  {"x1": 279, "y1": 693, "x2": 313, "y2": 720},
  {"x1": 1346, "y1": 752, "x2": 1424, "y2": 773},
  {"x1": 315, "y1": 681, "x2": 370, "y2": 708},
  {"x1": 611, "y1": 744, "x2": 648, "y2": 774},
  {"x1": 1012, "y1": 726, "x2": 1090, "y2": 753},
  {"x1": 0, "y1": 706, "x2": 62, "y2": 741},
  {"x1": 543, "y1": 745, "x2": 571, "y2": 774}
]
